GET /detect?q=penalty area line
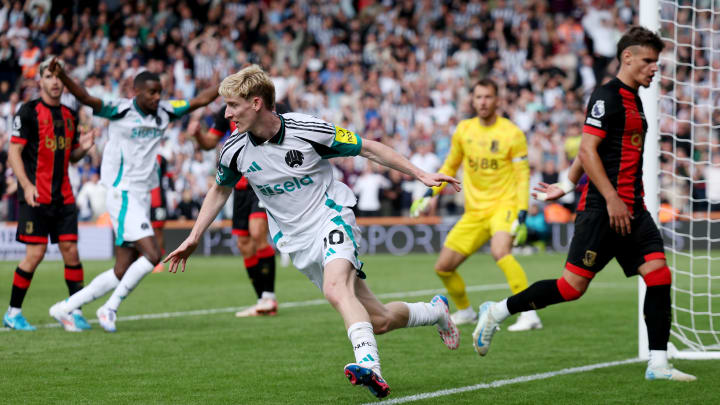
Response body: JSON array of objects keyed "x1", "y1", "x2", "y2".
[{"x1": 364, "y1": 357, "x2": 643, "y2": 405}]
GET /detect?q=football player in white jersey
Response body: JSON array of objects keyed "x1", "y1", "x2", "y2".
[
  {"x1": 46, "y1": 58, "x2": 219, "y2": 332},
  {"x1": 165, "y1": 65, "x2": 462, "y2": 399}
]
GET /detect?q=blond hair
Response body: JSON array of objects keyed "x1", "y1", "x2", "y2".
[{"x1": 219, "y1": 65, "x2": 275, "y2": 110}]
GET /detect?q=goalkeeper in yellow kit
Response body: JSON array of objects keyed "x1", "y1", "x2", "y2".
[{"x1": 411, "y1": 79, "x2": 542, "y2": 331}]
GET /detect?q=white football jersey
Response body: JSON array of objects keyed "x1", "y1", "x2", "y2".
[
  {"x1": 216, "y1": 112, "x2": 362, "y2": 252},
  {"x1": 96, "y1": 98, "x2": 190, "y2": 192}
]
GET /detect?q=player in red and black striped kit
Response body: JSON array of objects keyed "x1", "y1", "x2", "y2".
[
  {"x1": 472, "y1": 27, "x2": 697, "y2": 381},
  {"x1": 192, "y1": 106, "x2": 278, "y2": 317},
  {"x1": 4, "y1": 58, "x2": 96, "y2": 331},
  {"x1": 150, "y1": 154, "x2": 171, "y2": 273}
]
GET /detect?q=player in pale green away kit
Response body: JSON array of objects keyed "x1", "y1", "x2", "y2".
[
  {"x1": 165, "y1": 65, "x2": 462, "y2": 399},
  {"x1": 46, "y1": 58, "x2": 219, "y2": 332}
]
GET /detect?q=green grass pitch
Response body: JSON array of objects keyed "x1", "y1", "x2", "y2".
[{"x1": 1, "y1": 253, "x2": 718, "y2": 404}]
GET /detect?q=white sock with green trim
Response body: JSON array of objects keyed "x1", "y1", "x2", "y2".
[
  {"x1": 348, "y1": 321, "x2": 381, "y2": 375},
  {"x1": 405, "y1": 301, "x2": 444, "y2": 327},
  {"x1": 104, "y1": 256, "x2": 154, "y2": 311},
  {"x1": 61, "y1": 269, "x2": 119, "y2": 312}
]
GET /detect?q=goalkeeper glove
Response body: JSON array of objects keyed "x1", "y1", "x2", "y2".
[
  {"x1": 511, "y1": 210, "x2": 528, "y2": 246},
  {"x1": 410, "y1": 189, "x2": 433, "y2": 218}
]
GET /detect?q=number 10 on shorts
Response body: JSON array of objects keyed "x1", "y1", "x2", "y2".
[{"x1": 324, "y1": 229, "x2": 345, "y2": 249}]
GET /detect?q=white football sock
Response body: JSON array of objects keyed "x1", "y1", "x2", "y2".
[
  {"x1": 261, "y1": 291, "x2": 276, "y2": 301},
  {"x1": 104, "y1": 256, "x2": 154, "y2": 311},
  {"x1": 62, "y1": 269, "x2": 120, "y2": 312},
  {"x1": 405, "y1": 301, "x2": 441, "y2": 327},
  {"x1": 348, "y1": 321, "x2": 381, "y2": 375},
  {"x1": 7, "y1": 306, "x2": 21, "y2": 317},
  {"x1": 491, "y1": 299, "x2": 511, "y2": 322},
  {"x1": 648, "y1": 350, "x2": 669, "y2": 368}
]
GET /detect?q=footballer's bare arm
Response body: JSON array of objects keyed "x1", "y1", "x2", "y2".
[
  {"x1": 360, "y1": 138, "x2": 461, "y2": 191},
  {"x1": 48, "y1": 57, "x2": 103, "y2": 112},
  {"x1": 165, "y1": 183, "x2": 233, "y2": 273}
]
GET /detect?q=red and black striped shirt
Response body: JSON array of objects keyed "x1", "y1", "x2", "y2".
[
  {"x1": 10, "y1": 99, "x2": 79, "y2": 205},
  {"x1": 579, "y1": 78, "x2": 647, "y2": 215}
]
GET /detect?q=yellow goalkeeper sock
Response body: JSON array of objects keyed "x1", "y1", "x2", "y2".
[
  {"x1": 497, "y1": 254, "x2": 529, "y2": 294},
  {"x1": 436, "y1": 270, "x2": 471, "y2": 310}
]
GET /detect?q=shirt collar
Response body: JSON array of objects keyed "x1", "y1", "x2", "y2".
[
  {"x1": 248, "y1": 114, "x2": 285, "y2": 146},
  {"x1": 612, "y1": 77, "x2": 639, "y2": 94},
  {"x1": 133, "y1": 98, "x2": 149, "y2": 118}
]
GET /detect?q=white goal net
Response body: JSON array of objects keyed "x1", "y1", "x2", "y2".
[{"x1": 646, "y1": 0, "x2": 720, "y2": 358}]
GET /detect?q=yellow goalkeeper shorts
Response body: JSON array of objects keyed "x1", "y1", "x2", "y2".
[{"x1": 444, "y1": 206, "x2": 517, "y2": 256}]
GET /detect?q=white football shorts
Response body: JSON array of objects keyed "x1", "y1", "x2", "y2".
[
  {"x1": 289, "y1": 207, "x2": 364, "y2": 290},
  {"x1": 106, "y1": 188, "x2": 154, "y2": 246}
]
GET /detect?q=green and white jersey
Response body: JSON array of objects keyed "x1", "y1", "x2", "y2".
[
  {"x1": 96, "y1": 98, "x2": 190, "y2": 192},
  {"x1": 216, "y1": 112, "x2": 363, "y2": 252}
]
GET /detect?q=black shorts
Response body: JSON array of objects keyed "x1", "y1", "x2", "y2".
[
  {"x1": 565, "y1": 209, "x2": 665, "y2": 278},
  {"x1": 16, "y1": 202, "x2": 78, "y2": 244},
  {"x1": 232, "y1": 188, "x2": 266, "y2": 236}
]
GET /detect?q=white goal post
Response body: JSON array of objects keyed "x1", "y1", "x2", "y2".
[{"x1": 639, "y1": 0, "x2": 720, "y2": 360}]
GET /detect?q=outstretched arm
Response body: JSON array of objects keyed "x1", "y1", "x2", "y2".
[
  {"x1": 165, "y1": 183, "x2": 233, "y2": 272},
  {"x1": 359, "y1": 138, "x2": 461, "y2": 191},
  {"x1": 410, "y1": 130, "x2": 463, "y2": 217},
  {"x1": 49, "y1": 58, "x2": 103, "y2": 112},
  {"x1": 187, "y1": 84, "x2": 219, "y2": 113},
  {"x1": 533, "y1": 156, "x2": 584, "y2": 201}
]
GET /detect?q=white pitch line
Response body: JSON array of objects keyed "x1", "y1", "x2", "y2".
[
  {"x1": 0, "y1": 284, "x2": 509, "y2": 331},
  {"x1": 1, "y1": 282, "x2": 629, "y2": 331},
  {"x1": 363, "y1": 358, "x2": 643, "y2": 405}
]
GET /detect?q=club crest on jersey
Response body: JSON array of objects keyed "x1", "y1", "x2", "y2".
[
  {"x1": 583, "y1": 250, "x2": 597, "y2": 267},
  {"x1": 490, "y1": 140, "x2": 499, "y2": 153},
  {"x1": 285, "y1": 150, "x2": 304, "y2": 168},
  {"x1": 591, "y1": 100, "x2": 605, "y2": 118}
]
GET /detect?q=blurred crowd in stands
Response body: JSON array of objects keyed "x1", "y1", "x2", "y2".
[{"x1": 0, "y1": 0, "x2": 718, "y2": 242}]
